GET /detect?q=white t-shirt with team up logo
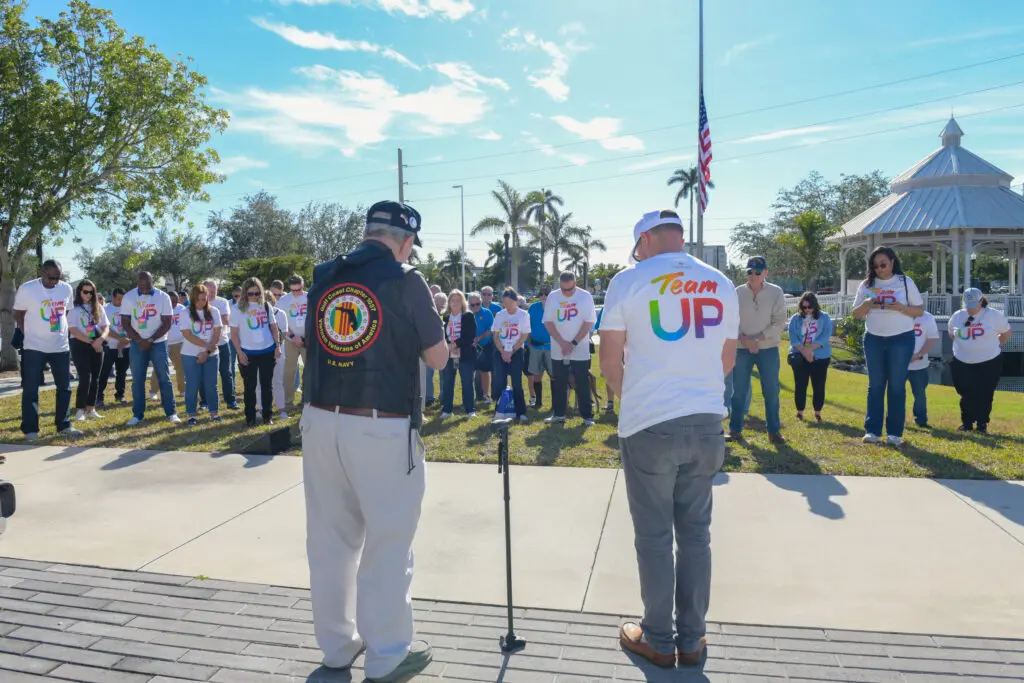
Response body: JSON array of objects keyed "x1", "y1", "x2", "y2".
[
  {"x1": 69, "y1": 304, "x2": 109, "y2": 341},
  {"x1": 909, "y1": 312, "x2": 940, "y2": 371},
  {"x1": 120, "y1": 288, "x2": 173, "y2": 342},
  {"x1": 543, "y1": 287, "x2": 598, "y2": 361},
  {"x1": 104, "y1": 303, "x2": 126, "y2": 350},
  {"x1": 210, "y1": 295, "x2": 232, "y2": 340},
  {"x1": 181, "y1": 307, "x2": 223, "y2": 357},
  {"x1": 167, "y1": 303, "x2": 187, "y2": 345},
  {"x1": 853, "y1": 275, "x2": 924, "y2": 337},
  {"x1": 273, "y1": 306, "x2": 287, "y2": 342},
  {"x1": 949, "y1": 307, "x2": 1011, "y2": 364},
  {"x1": 277, "y1": 292, "x2": 308, "y2": 338},
  {"x1": 600, "y1": 251, "x2": 739, "y2": 438},
  {"x1": 230, "y1": 302, "x2": 276, "y2": 352},
  {"x1": 14, "y1": 279, "x2": 74, "y2": 354},
  {"x1": 491, "y1": 308, "x2": 531, "y2": 353}
]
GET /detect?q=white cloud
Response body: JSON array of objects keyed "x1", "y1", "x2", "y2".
[
  {"x1": 722, "y1": 39, "x2": 766, "y2": 67},
  {"x1": 502, "y1": 28, "x2": 578, "y2": 102},
  {"x1": 273, "y1": 0, "x2": 475, "y2": 21},
  {"x1": 559, "y1": 22, "x2": 586, "y2": 37},
  {"x1": 222, "y1": 62, "x2": 505, "y2": 155},
  {"x1": 253, "y1": 18, "x2": 419, "y2": 69},
  {"x1": 215, "y1": 156, "x2": 270, "y2": 175},
  {"x1": 733, "y1": 125, "x2": 837, "y2": 144},
  {"x1": 908, "y1": 26, "x2": 1022, "y2": 48},
  {"x1": 621, "y1": 154, "x2": 692, "y2": 172},
  {"x1": 477, "y1": 129, "x2": 502, "y2": 141},
  {"x1": 522, "y1": 133, "x2": 590, "y2": 166},
  {"x1": 549, "y1": 115, "x2": 644, "y2": 151}
]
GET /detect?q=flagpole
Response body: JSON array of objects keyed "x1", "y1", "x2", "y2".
[{"x1": 696, "y1": 0, "x2": 704, "y2": 258}]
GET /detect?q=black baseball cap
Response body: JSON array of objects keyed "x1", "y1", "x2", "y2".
[{"x1": 366, "y1": 200, "x2": 423, "y2": 246}]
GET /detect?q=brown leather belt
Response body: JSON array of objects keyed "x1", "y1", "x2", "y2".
[{"x1": 309, "y1": 403, "x2": 408, "y2": 419}]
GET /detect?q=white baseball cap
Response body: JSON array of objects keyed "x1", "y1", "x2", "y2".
[{"x1": 631, "y1": 209, "x2": 685, "y2": 262}]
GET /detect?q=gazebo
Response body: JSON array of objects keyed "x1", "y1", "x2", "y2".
[{"x1": 837, "y1": 118, "x2": 1024, "y2": 309}]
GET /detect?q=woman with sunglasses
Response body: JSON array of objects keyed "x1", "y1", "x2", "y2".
[
  {"x1": 852, "y1": 247, "x2": 925, "y2": 446},
  {"x1": 68, "y1": 280, "x2": 109, "y2": 421},
  {"x1": 180, "y1": 283, "x2": 223, "y2": 426},
  {"x1": 440, "y1": 289, "x2": 477, "y2": 418},
  {"x1": 230, "y1": 278, "x2": 283, "y2": 427},
  {"x1": 787, "y1": 292, "x2": 832, "y2": 422},
  {"x1": 948, "y1": 288, "x2": 1012, "y2": 433}
]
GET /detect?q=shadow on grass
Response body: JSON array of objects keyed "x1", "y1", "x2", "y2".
[{"x1": 524, "y1": 424, "x2": 586, "y2": 466}]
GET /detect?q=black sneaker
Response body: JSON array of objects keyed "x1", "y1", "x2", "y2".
[
  {"x1": 246, "y1": 420, "x2": 257, "y2": 428},
  {"x1": 957, "y1": 424, "x2": 973, "y2": 432},
  {"x1": 977, "y1": 424, "x2": 988, "y2": 434},
  {"x1": 212, "y1": 415, "x2": 223, "y2": 423},
  {"x1": 228, "y1": 402, "x2": 240, "y2": 410},
  {"x1": 187, "y1": 417, "x2": 198, "y2": 427}
]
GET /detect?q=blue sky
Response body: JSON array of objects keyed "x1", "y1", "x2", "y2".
[{"x1": 34, "y1": 0, "x2": 1024, "y2": 278}]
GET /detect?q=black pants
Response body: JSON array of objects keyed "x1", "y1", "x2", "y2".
[
  {"x1": 98, "y1": 347, "x2": 130, "y2": 404},
  {"x1": 70, "y1": 340, "x2": 104, "y2": 410},
  {"x1": 241, "y1": 351, "x2": 276, "y2": 425},
  {"x1": 950, "y1": 356, "x2": 1003, "y2": 428},
  {"x1": 791, "y1": 357, "x2": 830, "y2": 412},
  {"x1": 552, "y1": 358, "x2": 593, "y2": 419}
]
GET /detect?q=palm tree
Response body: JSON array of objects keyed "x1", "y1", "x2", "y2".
[
  {"x1": 570, "y1": 225, "x2": 607, "y2": 289},
  {"x1": 482, "y1": 239, "x2": 508, "y2": 287},
  {"x1": 439, "y1": 248, "x2": 474, "y2": 291},
  {"x1": 472, "y1": 180, "x2": 531, "y2": 289},
  {"x1": 525, "y1": 188, "x2": 564, "y2": 285},
  {"x1": 534, "y1": 212, "x2": 587, "y2": 280},
  {"x1": 667, "y1": 166, "x2": 714, "y2": 245}
]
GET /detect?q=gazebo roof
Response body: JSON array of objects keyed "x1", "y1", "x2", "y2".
[{"x1": 839, "y1": 118, "x2": 1024, "y2": 238}]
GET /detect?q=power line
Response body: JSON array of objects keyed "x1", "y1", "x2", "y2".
[{"x1": 405, "y1": 50, "x2": 1024, "y2": 170}]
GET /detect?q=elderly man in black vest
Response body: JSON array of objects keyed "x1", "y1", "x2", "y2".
[{"x1": 302, "y1": 201, "x2": 448, "y2": 682}]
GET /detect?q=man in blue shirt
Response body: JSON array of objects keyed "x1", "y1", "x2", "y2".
[
  {"x1": 481, "y1": 286, "x2": 502, "y2": 316},
  {"x1": 475, "y1": 286, "x2": 502, "y2": 402},
  {"x1": 526, "y1": 285, "x2": 552, "y2": 408},
  {"x1": 469, "y1": 291, "x2": 495, "y2": 404}
]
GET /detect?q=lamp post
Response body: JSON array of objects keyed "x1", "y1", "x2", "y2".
[{"x1": 453, "y1": 184, "x2": 466, "y2": 292}]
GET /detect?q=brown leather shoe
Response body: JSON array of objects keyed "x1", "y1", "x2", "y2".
[
  {"x1": 677, "y1": 637, "x2": 707, "y2": 666},
  {"x1": 619, "y1": 622, "x2": 674, "y2": 668},
  {"x1": 769, "y1": 432, "x2": 786, "y2": 445}
]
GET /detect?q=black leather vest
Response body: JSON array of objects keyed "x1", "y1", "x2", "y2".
[{"x1": 303, "y1": 241, "x2": 423, "y2": 429}]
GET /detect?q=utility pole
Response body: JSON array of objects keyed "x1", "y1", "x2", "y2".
[
  {"x1": 453, "y1": 184, "x2": 466, "y2": 292},
  {"x1": 696, "y1": 0, "x2": 704, "y2": 257},
  {"x1": 397, "y1": 148, "x2": 405, "y2": 203}
]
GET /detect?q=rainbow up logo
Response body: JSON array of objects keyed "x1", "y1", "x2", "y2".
[
  {"x1": 557, "y1": 300, "x2": 578, "y2": 322},
  {"x1": 956, "y1": 323, "x2": 985, "y2": 340},
  {"x1": 648, "y1": 272, "x2": 723, "y2": 340}
]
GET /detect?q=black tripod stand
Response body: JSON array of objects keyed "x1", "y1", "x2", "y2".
[{"x1": 492, "y1": 418, "x2": 526, "y2": 654}]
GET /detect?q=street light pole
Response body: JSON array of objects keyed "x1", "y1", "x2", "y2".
[{"x1": 453, "y1": 184, "x2": 465, "y2": 292}]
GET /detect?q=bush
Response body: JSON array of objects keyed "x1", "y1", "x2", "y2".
[
  {"x1": 229, "y1": 255, "x2": 314, "y2": 290},
  {"x1": 835, "y1": 316, "x2": 866, "y2": 360}
]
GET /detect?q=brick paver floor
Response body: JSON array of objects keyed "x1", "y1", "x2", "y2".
[{"x1": 1, "y1": 557, "x2": 1023, "y2": 682}]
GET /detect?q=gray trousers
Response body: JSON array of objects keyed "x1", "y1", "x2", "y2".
[{"x1": 619, "y1": 413, "x2": 726, "y2": 654}]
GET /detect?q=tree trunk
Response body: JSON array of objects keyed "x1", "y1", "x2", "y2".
[
  {"x1": 688, "y1": 193, "x2": 695, "y2": 246},
  {"x1": 552, "y1": 249, "x2": 558, "y2": 281},
  {"x1": 0, "y1": 250, "x2": 20, "y2": 371},
  {"x1": 539, "y1": 246, "x2": 546, "y2": 286}
]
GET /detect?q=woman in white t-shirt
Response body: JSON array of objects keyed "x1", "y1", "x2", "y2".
[
  {"x1": 230, "y1": 277, "x2": 282, "y2": 427},
  {"x1": 68, "y1": 280, "x2": 109, "y2": 421},
  {"x1": 180, "y1": 283, "x2": 224, "y2": 426},
  {"x1": 490, "y1": 287, "x2": 531, "y2": 421},
  {"x1": 948, "y1": 288, "x2": 1012, "y2": 434},
  {"x1": 256, "y1": 294, "x2": 289, "y2": 420},
  {"x1": 852, "y1": 247, "x2": 925, "y2": 446},
  {"x1": 439, "y1": 289, "x2": 478, "y2": 419}
]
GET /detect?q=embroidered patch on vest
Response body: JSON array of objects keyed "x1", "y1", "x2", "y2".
[{"x1": 316, "y1": 283, "x2": 381, "y2": 357}]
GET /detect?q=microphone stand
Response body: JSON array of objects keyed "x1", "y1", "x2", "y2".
[{"x1": 493, "y1": 418, "x2": 526, "y2": 653}]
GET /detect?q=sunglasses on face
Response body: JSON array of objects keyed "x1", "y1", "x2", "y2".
[
  {"x1": 82, "y1": 290, "x2": 94, "y2": 295},
  {"x1": 800, "y1": 305, "x2": 813, "y2": 311},
  {"x1": 290, "y1": 287, "x2": 302, "y2": 293},
  {"x1": 470, "y1": 302, "x2": 481, "y2": 307},
  {"x1": 747, "y1": 269, "x2": 764, "y2": 275},
  {"x1": 247, "y1": 291, "x2": 260, "y2": 297}
]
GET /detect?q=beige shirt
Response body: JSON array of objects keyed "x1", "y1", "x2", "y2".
[{"x1": 735, "y1": 281, "x2": 787, "y2": 349}]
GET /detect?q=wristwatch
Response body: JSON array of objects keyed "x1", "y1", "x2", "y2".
[{"x1": 571, "y1": 340, "x2": 578, "y2": 347}]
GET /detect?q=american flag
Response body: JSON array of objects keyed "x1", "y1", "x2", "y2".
[{"x1": 698, "y1": 86, "x2": 712, "y2": 212}]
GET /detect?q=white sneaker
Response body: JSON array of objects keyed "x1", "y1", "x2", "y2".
[
  {"x1": 519, "y1": 415, "x2": 528, "y2": 423},
  {"x1": 545, "y1": 415, "x2": 566, "y2": 424},
  {"x1": 528, "y1": 398, "x2": 537, "y2": 407},
  {"x1": 126, "y1": 417, "x2": 143, "y2": 427},
  {"x1": 59, "y1": 427, "x2": 84, "y2": 438},
  {"x1": 483, "y1": 396, "x2": 493, "y2": 404},
  {"x1": 75, "y1": 409, "x2": 86, "y2": 422},
  {"x1": 862, "y1": 433, "x2": 880, "y2": 444},
  {"x1": 467, "y1": 412, "x2": 477, "y2": 418},
  {"x1": 168, "y1": 415, "x2": 182, "y2": 424},
  {"x1": 24, "y1": 432, "x2": 39, "y2": 442},
  {"x1": 583, "y1": 419, "x2": 595, "y2": 427},
  {"x1": 278, "y1": 411, "x2": 289, "y2": 420},
  {"x1": 86, "y1": 411, "x2": 103, "y2": 420},
  {"x1": 440, "y1": 412, "x2": 452, "y2": 419},
  {"x1": 149, "y1": 393, "x2": 158, "y2": 401},
  {"x1": 887, "y1": 435, "x2": 904, "y2": 447}
]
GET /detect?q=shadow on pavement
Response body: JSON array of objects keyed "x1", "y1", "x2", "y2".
[
  {"x1": 765, "y1": 473, "x2": 848, "y2": 520},
  {"x1": 938, "y1": 478, "x2": 1024, "y2": 531},
  {"x1": 524, "y1": 424, "x2": 585, "y2": 466},
  {"x1": 44, "y1": 446, "x2": 93, "y2": 462}
]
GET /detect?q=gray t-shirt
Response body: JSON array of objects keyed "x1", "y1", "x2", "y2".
[{"x1": 402, "y1": 270, "x2": 444, "y2": 351}]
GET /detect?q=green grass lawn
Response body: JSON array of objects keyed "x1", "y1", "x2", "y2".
[{"x1": 1, "y1": 359, "x2": 1022, "y2": 479}]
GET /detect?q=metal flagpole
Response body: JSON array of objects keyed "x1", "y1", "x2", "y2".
[
  {"x1": 398, "y1": 148, "x2": 405, "y2": 203},
  {"x1": 696, "y1": 0, "x2": 704, "y2": 257}
]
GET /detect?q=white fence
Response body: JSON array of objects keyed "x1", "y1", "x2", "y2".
[{"x1": 785, "y1": 294, "x2": 1024, "y2": 320}]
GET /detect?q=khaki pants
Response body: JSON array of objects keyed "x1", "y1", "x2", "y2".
[
  {"x1": 284, "y1": 341, "x2": 306, "y2": 406},
  {"x1": 301, "y1": 407, "x2": 425, "y2": 678},
  {"x1": 151, "y1": 342, "x2": 185, "y2": 396}
]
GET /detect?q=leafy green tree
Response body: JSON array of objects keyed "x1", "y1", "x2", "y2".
[
  {"x1": 229, "y1": 255, "x2": 314, "y2": 292},
  {"x1": 0, "y1": 0, "x2": 227, "y2": 369},
  {"x1": 75, "y1": 236, "x2": 152, "y2": 293},
  {"x1": 590, "y1": 262, "x2": 625, "y2": 291},
  {"x1": 208, "y1": 191, "x2": 298, "y2": 270},
  {"x1": 297, "y1": 201, "x2": 364, "y2": 264},
  {"x1": 471, "y1": 180, "x2": 531, "y2": 289},
  {"x1": 149, "y1": 227, "x2": 217, "y2": 291},
  {"x1": 776, "y1": 211, "x2": 841, "y2": 291}
]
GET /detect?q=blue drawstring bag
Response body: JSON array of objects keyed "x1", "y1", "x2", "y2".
[{"x1": 495, "y1": 386, "x2": 515, "y2": 421}]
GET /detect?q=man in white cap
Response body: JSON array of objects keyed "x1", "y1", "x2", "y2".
[{"x1": 600, "y1": 209, "x2": 738, "y2": 668}]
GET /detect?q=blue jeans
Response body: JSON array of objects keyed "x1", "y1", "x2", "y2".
[
  {"x1": 729, "y1": 347, "x2": 781, "y2": 434},
  {"x1": 493, "y1": 349, "x2": 527, "y2": 417},
  {"x1": 907, "y1": 369, "x2": 930, "y2": 427},
  {"x1": 425, "y1": 366, "x2": 436, "y2": 402},
  {"x1": 130, "y1": 340, "x2": 175, "y2": 420},
  {"x1": 183, "y1": 354, "x2": 220, "y2": 416},
  {"x1": 218, "y1": 342, "x2": 237, "y2": 405},
  {"x1": 441, "y1": 357, "x2": 475, "y2": 414},
  {"x1": 864, "y1": 331, "x2": 915, "y2": 437},
  {"x1": 21, "y1": 350, "x2": 72, "y2": 434},
  {"x1": 723, "y1": 370, "x2": 751, "y2": 419}
]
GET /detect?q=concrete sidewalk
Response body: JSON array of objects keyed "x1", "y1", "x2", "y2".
[{"x1": 2, "y1": 444, "x2": 1023, "y2": 640}]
